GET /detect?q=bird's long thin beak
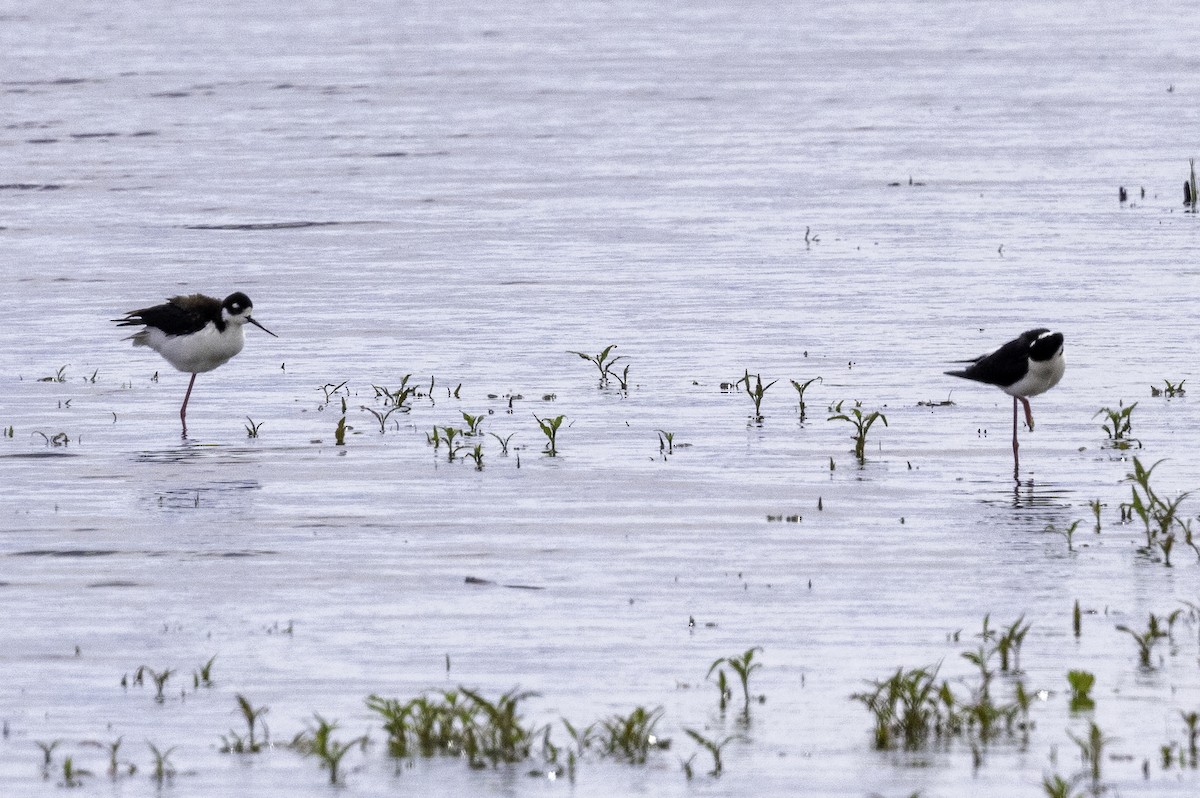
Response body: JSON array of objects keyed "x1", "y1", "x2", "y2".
[{"x1": 247, "y1": 316, "x2": 278, "y2": 337}]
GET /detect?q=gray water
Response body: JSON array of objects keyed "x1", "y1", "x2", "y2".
[{"x1": 4, "y1": 1, "x2": 1200, "y2": 795}]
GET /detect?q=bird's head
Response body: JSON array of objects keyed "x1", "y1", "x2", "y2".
[
  {"x1": 1027, "y1": 329, "x2": 1063, "y2": 362},
  {"x1": 222, "y1": 292, "x2": 278, "y2": 337}
]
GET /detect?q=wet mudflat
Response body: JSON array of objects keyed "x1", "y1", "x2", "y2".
[{"x1": 3, "y1": 1, "x2": 1200, "y2": 795}]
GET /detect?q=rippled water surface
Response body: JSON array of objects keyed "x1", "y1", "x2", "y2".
[{"x1": 4, "y1": 1, "x2": 1200, "y2": 795}]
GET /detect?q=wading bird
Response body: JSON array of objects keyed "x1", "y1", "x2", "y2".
[
  {"x1": 946, "y1": 329, "x2": 1065, "y2": 476},
  {"x1": 114, "y1": 292, "x2": 277, "y2": 436}
]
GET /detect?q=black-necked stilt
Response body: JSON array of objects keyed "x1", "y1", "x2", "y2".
[
  {"x1": 114, "y1": 292, "x2": 278, "y2": 436},
  {"x1": 945, "y1": 329, "x2": 1065, "y2": 475}
]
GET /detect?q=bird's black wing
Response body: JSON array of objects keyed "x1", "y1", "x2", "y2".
[
  {"x1": 944, "y1": 336, "x2": 1029, "y2": 387},
  {"x1": 113, "y1": 294, "x2": 221, "y2": 336}
]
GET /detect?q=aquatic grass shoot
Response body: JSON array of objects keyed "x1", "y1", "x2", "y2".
[
  {"x1": 597, "y1": 706, "x2": 667, "y2": 764},
  {"x1": 489, "y1": 432, "x2": 515, "y2": 455},
  {"x1": 736, "y1": 370, "x2": 777, "y2": 422},
  {"x1": 59, "y1": 756, "x2": 90, "y2": 788},
  {"x1": 790, "y1": 376, "x2": 821, "y2": 420},
  {"x1": 683, "y1": 728, "x2": 736, "y2": 776},
  {"x1": 1067, "y1": 670, "x2": 1095, "y2": 712},
  {"x1": 1116, "y1": 613, "x2": 1168, "y2": 668},
  {"x1": 567, "y1": 345, "x2": 624, "y2": 387},
  {"x1": 1123, "y1": 456, "x2": 1195, "y2": 564},
  {"x1": 828, "y1": 403, "x2": 888, "y2": 461},
  {"x1": 1068, "y1": 721, "x2": 1112, "y2": 793},
  {"x1": 1150, "y1": 379, "x2": 1186, "y2": 398},
  {"x1": 192, "y1": 655, "x2": 216, "y2": 688},
  {"x1": 146, "y1": 742, "x2": 177, "y2": 785},
  {"x1": 534, "y1": 414, "x2": 565, "y2": 456},
  {"x1": 1094, "y1": 401, "x2": 1138, "y2": 447},
  {"x1": 708, "y1": 647, "x2": 764, "y2": 713},
  {"x1": 1046, "y1": 521, "x2": 1081, "y2": 553},
  {"x1": 221, "y1": 694, "x2": 269, "y2": 753},
  {"x1": 135, "y1": 666, "x2": 174, "y2": 703},
  {"x1": 291, "y1": 714, "x2": 367, "y2": 785}
]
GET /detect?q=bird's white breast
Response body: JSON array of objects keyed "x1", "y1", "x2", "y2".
[
  {"x1": 131, "y1": 323, "x2": 245, "y2": 373},
  {"x1": 1003, "y1": 351, "x2": 1065, "y2": 398}
]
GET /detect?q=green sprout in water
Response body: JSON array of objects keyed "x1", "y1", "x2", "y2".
[
  {"x1": 193, "y1": 655, "x2": 217, "y2": 688},
  {"x1": 244, "y1": 417, "x2": 263, "y2": 438},
  {"x1": 657, "y1": 430, "x2": 675, "y2": 455},
  {"x1": 59, "y1": 756, "x2": 90, "y2": 788},
  {"x1": 1046, "y1": 520, "x2": 1081, "y2": 553},
  {"x1": 1116, "y1": 613, "x2": 1169, "y2": 668},
  {"x1": 35, "y1": 739, "x2": 62, "y2": 770},
  {"x1": 221, "y1": 694, "x2": 269, "y2": 753},
  {"x1": 1089, "y1": 499, "x2": 1104, "y2": 534},
  {"x1": 683, "y1": 728, "x2": 737, "y2": 777},
  {"x1": 146, "y1": 742, "x2": 177, "y2": 785},
  {"x1": 1067, "y1": 670, "x2": 1095, "y2": 712},
  {"x1": 567, "y1": 345, "x2": 624, "y2": 387},
  {"x1": 334, "y1": 415, "x2": 348, "y2": 445},
  {"x1": 489, "y1": 432, "x2": 515, "y2": 455},
  {"x1": 1123, "y1": 456, "x2": 1195, "y2": 565},
  {"x1": 1067, "y1": 721, "x2": 1112, "y2": 794},
  {"x1": 736, "y1": 370, "x2": 777, "y2": 422},
  {"x1": 790, "y1": 376, "x2": 821, "y2": 420},
  {"x1": 135, "y1": 666, "x2": 174, "y2": 703},
  {"x1": 828, "y1": 404, "x2": 888, "y2": 461},
  {"x1": 291, "y1": 714, "x2": 367, "y2": 785},
  {"x1": 467, "y1": 443, "x2": 484, "y2": 471},
  {"x1": 597, "y1": 706, "x2": 667, "y2": 764},
  {"x1": 1150, "y1": 379, "x2": 1187, "y2": 398},
  {"x1": 1094, "y1": 401, "x2": 1138, "y2": 447},
  {"x1": 461, "y1": 411, "x2": 485, "y2": 436},
  {"x1": 708, "y1": 647, "x2": 764, "y2": 713},
  {"x1": 534, "y1": 414, "x2": 565, "y2": 456}
]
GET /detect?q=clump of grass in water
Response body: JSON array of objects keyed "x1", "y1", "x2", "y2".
[
  {"x1": 220, "y1": 694, "x2": 270, "y2": 753},
  {"x1": 1122, "y1": 456, "x2": 1199, "y2": 566},
  {"x1": 244, "y1": 417, "x2": 263, "y2": 438},
  {"x1": 567, "y1": 345, "x2": 624, "y2": 387},
  {"x1": 657, "y1": 430, "x2": 675, "y2": 455},
  {"x1": 597, "y1": 706, "x2": 668, "y2": 764},
  {"x1": 367, "y1": 687, "x2": 541, "y2": 768},
  {"x1": 1067, "y1": 670, "x2": 1095, "y2": 712},
  {"x1": 852, "y1": 615, "x2": 1033, "y2": 753},
  {"x1": 373, "y1": 375, "x2": 417, "y2": 410},
  {"x1": 291, "y1": 714, "x2": 367, "y2": 785},
  {"x1": 828, "y1": 402, "x2": 888, "y2": 461},
  {"x1": 736, "y1": 370, "x2": 777, "y2": 422},
  {"x1": 1150, "y1": 379, "x2": 1186, "y2": 398},
  {"x1": 707, "y1": 647, "x2": 764, "y2": 714},
  {"x1": 534, "y1": 414, "x2": 564, "y2": 456},
  {"x1": 1094, "y1": 401, "x2": 1139, "y2": 448},
  {"x1": 438, "y1": 426, "x2": 466, "y2": 460}
]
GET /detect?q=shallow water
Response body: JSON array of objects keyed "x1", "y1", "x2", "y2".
[{"x1": 4, "y1": 1, "x2": 1200, "y2": 795}]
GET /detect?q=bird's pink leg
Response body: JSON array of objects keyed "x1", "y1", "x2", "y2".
[
  {"x1": 1020, "y1": 397, "x2": 1034, "y2": 431},
  {"x1": 180, "y1": 373, "x2": 197, "y2": 437},
  {"x1": 1012, "y1": 395, "x2": 1020, "y2": 478}
]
